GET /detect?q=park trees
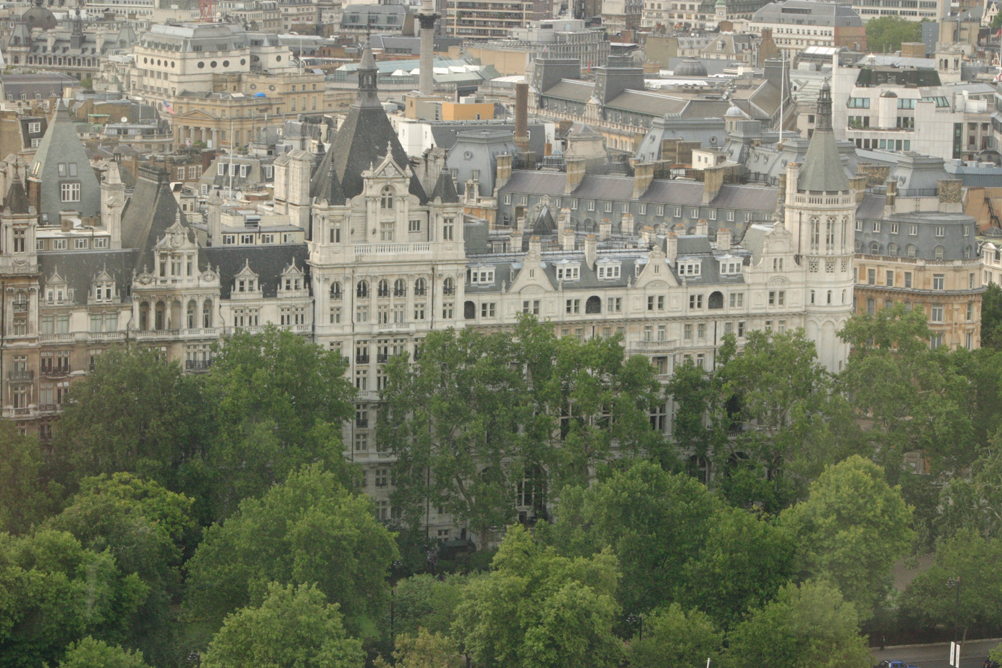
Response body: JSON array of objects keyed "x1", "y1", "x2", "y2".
[
  {"x1": 780, "y1": 455, "x2": 914, "y2": 620},
  {"x1": 380, "y1": 318, "x2": 666, "y2": 549},
  {"x1": 203, "y1": 326, "x2": 357, "y2": 518},
  {"x1": 58, "y1": 638, "x2": 152, "y2": 668},
  {"x1": 727, "y1": 581, "x2": 871, "y2": 668},
  {"x1": 865, "y1": 16, "x2": 922, "y2": 52},
  {"x1": 0, "y1": 423, "x2": 60, "y2": 535},
  {"x1": 52, "y1": 347, "x2": 208, "y2": 498},
  {"x1": 200, "y1": 583, "x2": 364, "y2": 668},
  {"x1": 624, "y1": 604, "x2": 723, "y2": 668},
  {"x1": 541, "y1": 460, "x2": 717, "y2": 615},
  {"x1": 184, "y1": 465, "x2": 397, "y2": 639},
  {"x1": 452, "y1": 524, "x2": 623, "y2": 668},
  {"x1": 0, "y1": 530, "x2": 148, "y2": 668}
]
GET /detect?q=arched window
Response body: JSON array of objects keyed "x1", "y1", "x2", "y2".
[
  {"x1": 810, "y1": 289, "x2": 816, "y2": 304},
  {"x1": 826, "y1": 216, "x2": 835, "y2": 250},
  {"x1": 380, "y1": 186, "x2": 394, "y2": 210},
  {"x1": 187, "y1": 300, "x2": 196, "y2": 329},
  {"x1": 330, "y1": 282, "x2": 342, "y2": 300},
  {"x1": 415, "y1": 278, "x2": 427, "y2": 296},
  {"x1": 934, "y1": 245, "x2": 945, "y2": 260},
  {"x1": 810, "y1": 216, "x2": 820, "y2": 251},
  {"x1": 907, "y1": 244, "x2": 917, "y2": 258},
  {"x1": 888, "y1": 243, "x2": 898, "y2": 256},
  {"x1": 869, "y1": 241, "x2": 880, "y2": 255},
  {"x1": 964, "y1": 245, "x2": 972, "y2": 259},
  {"x1": 357, "y1": 280, "x2": 369, "y2": 298},
  {"x1": 378, "y1": 279, "x2": 389, "y2": 297},
  {"x1": 827, "y1": 290, "x2": 832, "y2": 305},
  {"x1": 13, "y1": 291, "x2": 26, "y2": 310},
  {"x1": 140, "y1": 302, "x2": 149, "y2": 330},
  {"x1": 708, "y1": 291, "x2": 724, "y2": 309},
  {"x1": 464, "y1": 301, "x2": 476, "y2": 319},
  {"x1": 443, "y1": 277, "x2": 455, "y2": 296},
  {"x1": 155, "y1": 301, "x2": 166, "y2": 330},
  {"x1": 394, "y1": 278, "x2": 406, "y2": 297},
  {"x1": 585, "y1": 296, "x2": 601, "y2": 313},
  {"x1": 842, "y1": 289, "x2": 847, "y2": 303},
  {"x1": 203, "y1": 300, "x2": 213, "y2": 328}
]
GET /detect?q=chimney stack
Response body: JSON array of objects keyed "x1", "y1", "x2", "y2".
[
  {"x1": 602, "y1": 217, "x2": 617, "y2": 240},
  {"x1": 584, "y1": 234, "x2": 597, "y2": 268},
  {"x1": 666, "y1": 232, "x2": 678, "y2": 262},
  {"x1": 496, "y1": 153, "x2": 512, "y2": 189},
  {"x1": 562, "y1": 227, "x2": 575, "y2": 251},
  {"x1": 717, "y1": 227, "x2": 731, "y2": 251},
  {"x1": 565, "y1": 158, "x2": 586, "y2": 194},
  {"x1": 632, "y1": 162, "x2": 654, "y2": 199},
  {"x1": 696, "y1": 219, "x2": 709, "y2": 236},
  {"x1": 514, "y1": 82, "x2": 530, "y2": 154}
]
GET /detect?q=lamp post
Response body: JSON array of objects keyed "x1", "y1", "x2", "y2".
[{"x1": 627, "y1": 613, "x2": 644, "y2": 641}]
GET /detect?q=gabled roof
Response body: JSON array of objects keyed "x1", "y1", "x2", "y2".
[
  {"x1": 29, "y1": 100, "x2": 101, "y2": 221},
  {"x1": 430, "y1": 170, "x2": 459, "y2": 203}
]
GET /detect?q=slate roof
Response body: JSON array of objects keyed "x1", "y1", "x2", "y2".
[
  {"x1": 797, "y1": 84, "x2": 849, "y2": 193},
  {"x1": 120, "y1": 167, "x2": 181, "y2": 268},
  {"x1": 38, "y1": 249, "x2": 138, "y2": 306},
  {"x1": 28, "y1": 101, "x2": 101, "y2": 222},
  {"x1": 328, "y1": 41, "x2": 426, "y2": 202},
  {"x1": 4, "y1": 180, "x2": 31, "y2": 214},
  {"x1": 856, "y1": 193, "x2": 886, "y2": 220},
  {"x1": 430, "y1": 171, "x2": 460, "y2": 203},
  {"x1": 543, "y1": 80, "x2": 594, "y2": 102},
  {"x1": 202, "y1": 245, "x2": 310, "y2": 299},
  {"x1": 605, "y1": 90, "x2": 686, "y2": 115}
]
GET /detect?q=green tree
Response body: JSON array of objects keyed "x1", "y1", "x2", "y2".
[
  {"x1": 201, "y1": 583, "x2": 364, "y2": 668},
  {"x1": 204, "y1": 326, "x2": 356, "y2": 517},
  {"x1": 59, "y1": 638, "x2": 151, "y2": 668},
  {"x1": 716, "y1": 329, "x2": 858, "y2": 506},
  {"x1": 839, "y1": 304, "x2": 977, "y2": 476},
  {"x1": 452, "y1": 524, "x2": 623, "y2": 668},
  {"x1": 991, "y1": 11, "x2": 1001, "y2": 30},
  {"x1": 780, "y1": 455, "x2": 914, "y2": 620},
  {"x1": 938, "y1": 443, "x2": 1002, "y2": 540},
  {"x1": 625, "y1": 603, "x2": 723, "y2": 668},
  {"x1": 380, "y1": 325, "x2": 530, "y2": 548},
  {"x1": 727, "y1": 581, "x2": 871, "y2": 668},
  {"x1": 0, "y1": 530, "x2": 148, "y2": 668},
  {"x1": 0, "y1": 423, "x2": 60, "y2": 534},
  {"x1": 43, "y1": 473, "x2": 198, "y2": 666},
  {"x1": 52, "y1": 346, "x2": 209, "y2": 498},
  {"x1": 665, "y1": 359, "x2": 728, "y2": 482},
  {"x1": 866, "y1": 16, "x2": 922, "y2": 52},
  {"x1": 541, "y1": 460, "x2": 717, "y2": 615},
  {"x1": 676, "y1": 506, "x2": 796, "y2": 630},
  {"x1": 900, "y1": 528, "x2": 1002, "y2": 638},
  {"x1": 376, "y1": 628, "x2": 463, "y2": 668},
  {"x1": 981, "y1": 283, "x2": 1002, "y2": 350},
  {"x1": 185, "y1": 465, "x2": 397, "y2": 639},
  {"x1": 390, "y1": 573, "x2": 477, "y2": 638}
]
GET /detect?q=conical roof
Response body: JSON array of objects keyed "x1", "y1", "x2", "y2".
[
  {"x1": 430, "y1": 170, "x2": 459, "y2": 203},
  {"x1": 4, "y1": 180, "x2": 31, "y2": 215},
  {"x1": 328, "y1": 40, "x2": 426, "y2": 202},
  {"x1": 797, "y1": 81, "x2": 849, "y2": 194}
]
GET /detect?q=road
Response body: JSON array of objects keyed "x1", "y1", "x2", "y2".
[{"x1": 873, "y1": 639, "x2": 1001, "y2": 668}]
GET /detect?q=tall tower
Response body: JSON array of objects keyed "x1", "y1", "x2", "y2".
[
  {"x1": 417, "y1": 0, "x2": 439, "y2": 97},
  {"x1": 784, "y1": 81, "x2": 855, "y2": 372}
]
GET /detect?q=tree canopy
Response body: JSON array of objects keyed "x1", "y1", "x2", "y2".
[{"x1": 865, "y1": 16, "x2": 922, "y2": 53}]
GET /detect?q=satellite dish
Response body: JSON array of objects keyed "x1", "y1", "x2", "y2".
[{"x1": 121, "y1": 116, "x2": 128, "y2": 123}]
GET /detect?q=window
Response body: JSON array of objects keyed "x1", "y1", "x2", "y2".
[
  {"x1": 905, "y1": 272, "x2": 912, "y2": 288},
  {"x1": 380, "y1": 186, "x2": 394, "y2": 209},
  {"x1": 443, "y1": 219, "x2": 454, "y2": 240},
  {"x1": 481, "y1": 302, "x2": 496, "y2": 317},
  {"x1": 409, "y1": 219, "x2": 421, "y2": 233},
  {"x1": 649, "y1": 295, "x2": 666, "y2": 311},
  {"x1": 890, "y1": 223, "x2": 899, "y2": 234},
  {"x1": 523, "y1": 300, "x2": 540, "y2": 315},
  {"x1": 967, "y1": 302, "x2": 974, "y2": 321},
  {"x1": 688, "y1": 294, "x2": 703, "y2": 309},
  {"x1": 936, "y1": 226, "x2": 945, "y2": 237},
  {"x1": 684, "y1": 324, "x2": 692, "y2": 340},
  {"x1": 729, "y1": 293, "x2": 744, "y2": 307},
  {"x1": 931, "y1": 305, "x2": 944, "y2": 323},
  {"x1": 867, "y1": 269, "x2": 876, "y2": 285},
  {"x1": 935, "y1": 246, "x2": 945, "y2": 260},
  {"x1": 933, "y1": 274, "x2": 944, "y2": 290},
  {"x1": 60, "y1": 183, "x2": 80, "y2": 202},
  {"x1": 13, "y1": 230, "x2": 25, "y2": 253},
  {"x1": 886, "y1": 271, "x2": 894, "y2": 287},
  {"x1": 609, "y1": 297, "x2": 622, "y2": 312},
  {"x1": 565, "y1": 299, "x2": 580, "y2": 314},
  {"x1": 555, "y1": 266, "x2": 580, "y2": 281},
  {"x1": 597, "y1": 264, "x2": 621, "y2": 279}
]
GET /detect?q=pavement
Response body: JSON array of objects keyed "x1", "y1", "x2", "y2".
[{"x1": 872, "y1": 639, "x2": 1002, "y2": 668}]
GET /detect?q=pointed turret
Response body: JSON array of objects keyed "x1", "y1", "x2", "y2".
[
  {"x1": 796, "y1": 81, "x2": 849, "y2": 194},
  {"x1": 4, "y1": 180, "x2": 31, "y2": 215}
]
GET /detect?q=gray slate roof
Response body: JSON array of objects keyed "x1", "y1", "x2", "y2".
[
  {"x1": 121, "y1": 166, "x2": 181, "y2": 268},
  {"x1": 203, "y1": 245, "x2": 310, "y2": 299},
  {"x1": 28, "y1": 101, "x2": 101, "y2": 223}
]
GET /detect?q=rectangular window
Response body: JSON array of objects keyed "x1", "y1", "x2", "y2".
[
  {"x1": 565, "y1": 299, "x2": 580, "y2": 314},
  {"x1": 60, "y1": 182, "x2": 81, "y2": 202},
  {"x1": 931, "y1": 305, "x2": 944, "y2": 323},
  {"x1": 905, "y1": 272, "x2": 912, "y2": 288},
  {"x1": 933, "y1": 274, "x2": 945, "y2": 290},
  {"x1": 868, "y1": 269, "x2": 876, "y2": 285},
  {"x1": 886, "y1": 271, "x2": 894, "y2": 287},
  {"x1": 481, "y1": 302, "x2": 496, "y2": 317}
]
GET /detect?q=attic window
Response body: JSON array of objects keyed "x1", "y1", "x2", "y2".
[
  {"x1": 556, "y1": 265, "x2": 580, "y2": 281},
  {"x1": 470, "y1": 268, "x2": 495, "y2": 285},
  {"x1": 597, "y1": 264, "x2": 620, "y2": 279},
  {"x1": 678, "y1": 261, "x2": 701, "y2": 276},
  {"x1": 719, "y1": 261, "x2": 741, "y2": 275}
]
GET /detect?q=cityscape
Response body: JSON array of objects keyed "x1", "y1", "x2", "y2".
[{"x1": 1, "y1": 0, "x2": 1002, "y2": 665}]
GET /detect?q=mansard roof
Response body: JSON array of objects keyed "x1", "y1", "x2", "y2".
[
  {"x1": 202, "y1": 244, "x2": 310, "y2": 299},
  {"x1": 38, "y1": 249, "x2": 138, "y2": 305}
]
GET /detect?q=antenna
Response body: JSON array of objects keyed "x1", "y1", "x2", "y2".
[
  {"x1": 779, "y1": 48, "x2": 784, "y2": 143},
  {"x1": 228, "y1": 119, "x2": 234, "y2": 198}
]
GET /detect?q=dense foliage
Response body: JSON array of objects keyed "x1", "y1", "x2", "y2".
[
  {"x1": 6, "y1": 311, "x2": 1002, "y2": 667},
  {"x1": 865, "y1": 16, "x2": 922, "y2": 53}
]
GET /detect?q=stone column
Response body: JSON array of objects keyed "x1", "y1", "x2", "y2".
[
  {"x1": 417, "y1": 0, "x2": 439, "y2": 97},
  {"x1": 211, "y1": 128, "x2": 219, "y2": 150}
]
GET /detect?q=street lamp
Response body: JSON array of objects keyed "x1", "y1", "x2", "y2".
[
  {"x1": 946, "y1": 577, "x2": 961, "y2": 644},
  {"x1": 627, "y1": 613, "x2": 644, "y2": 641}
]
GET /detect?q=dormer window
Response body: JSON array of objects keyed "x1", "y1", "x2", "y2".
[
  {"x1": 556, "y1": 265, "x2": 580, "y2": 281},
  {"x1": 678, "y1": 261, "x2": 701, "y2": 276},
  {"x1": 380, "y1": 186, "x2": 394, "y2": 210},
  {"x1": 597, "y1": 264, "x2": 621, "y2": 279},
  {"x1": 470, "y1": 267, "x2": 495, "y2": 285},
  {"x1": 719, "y1": 261, "x2": 741, "y2": 275}
]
